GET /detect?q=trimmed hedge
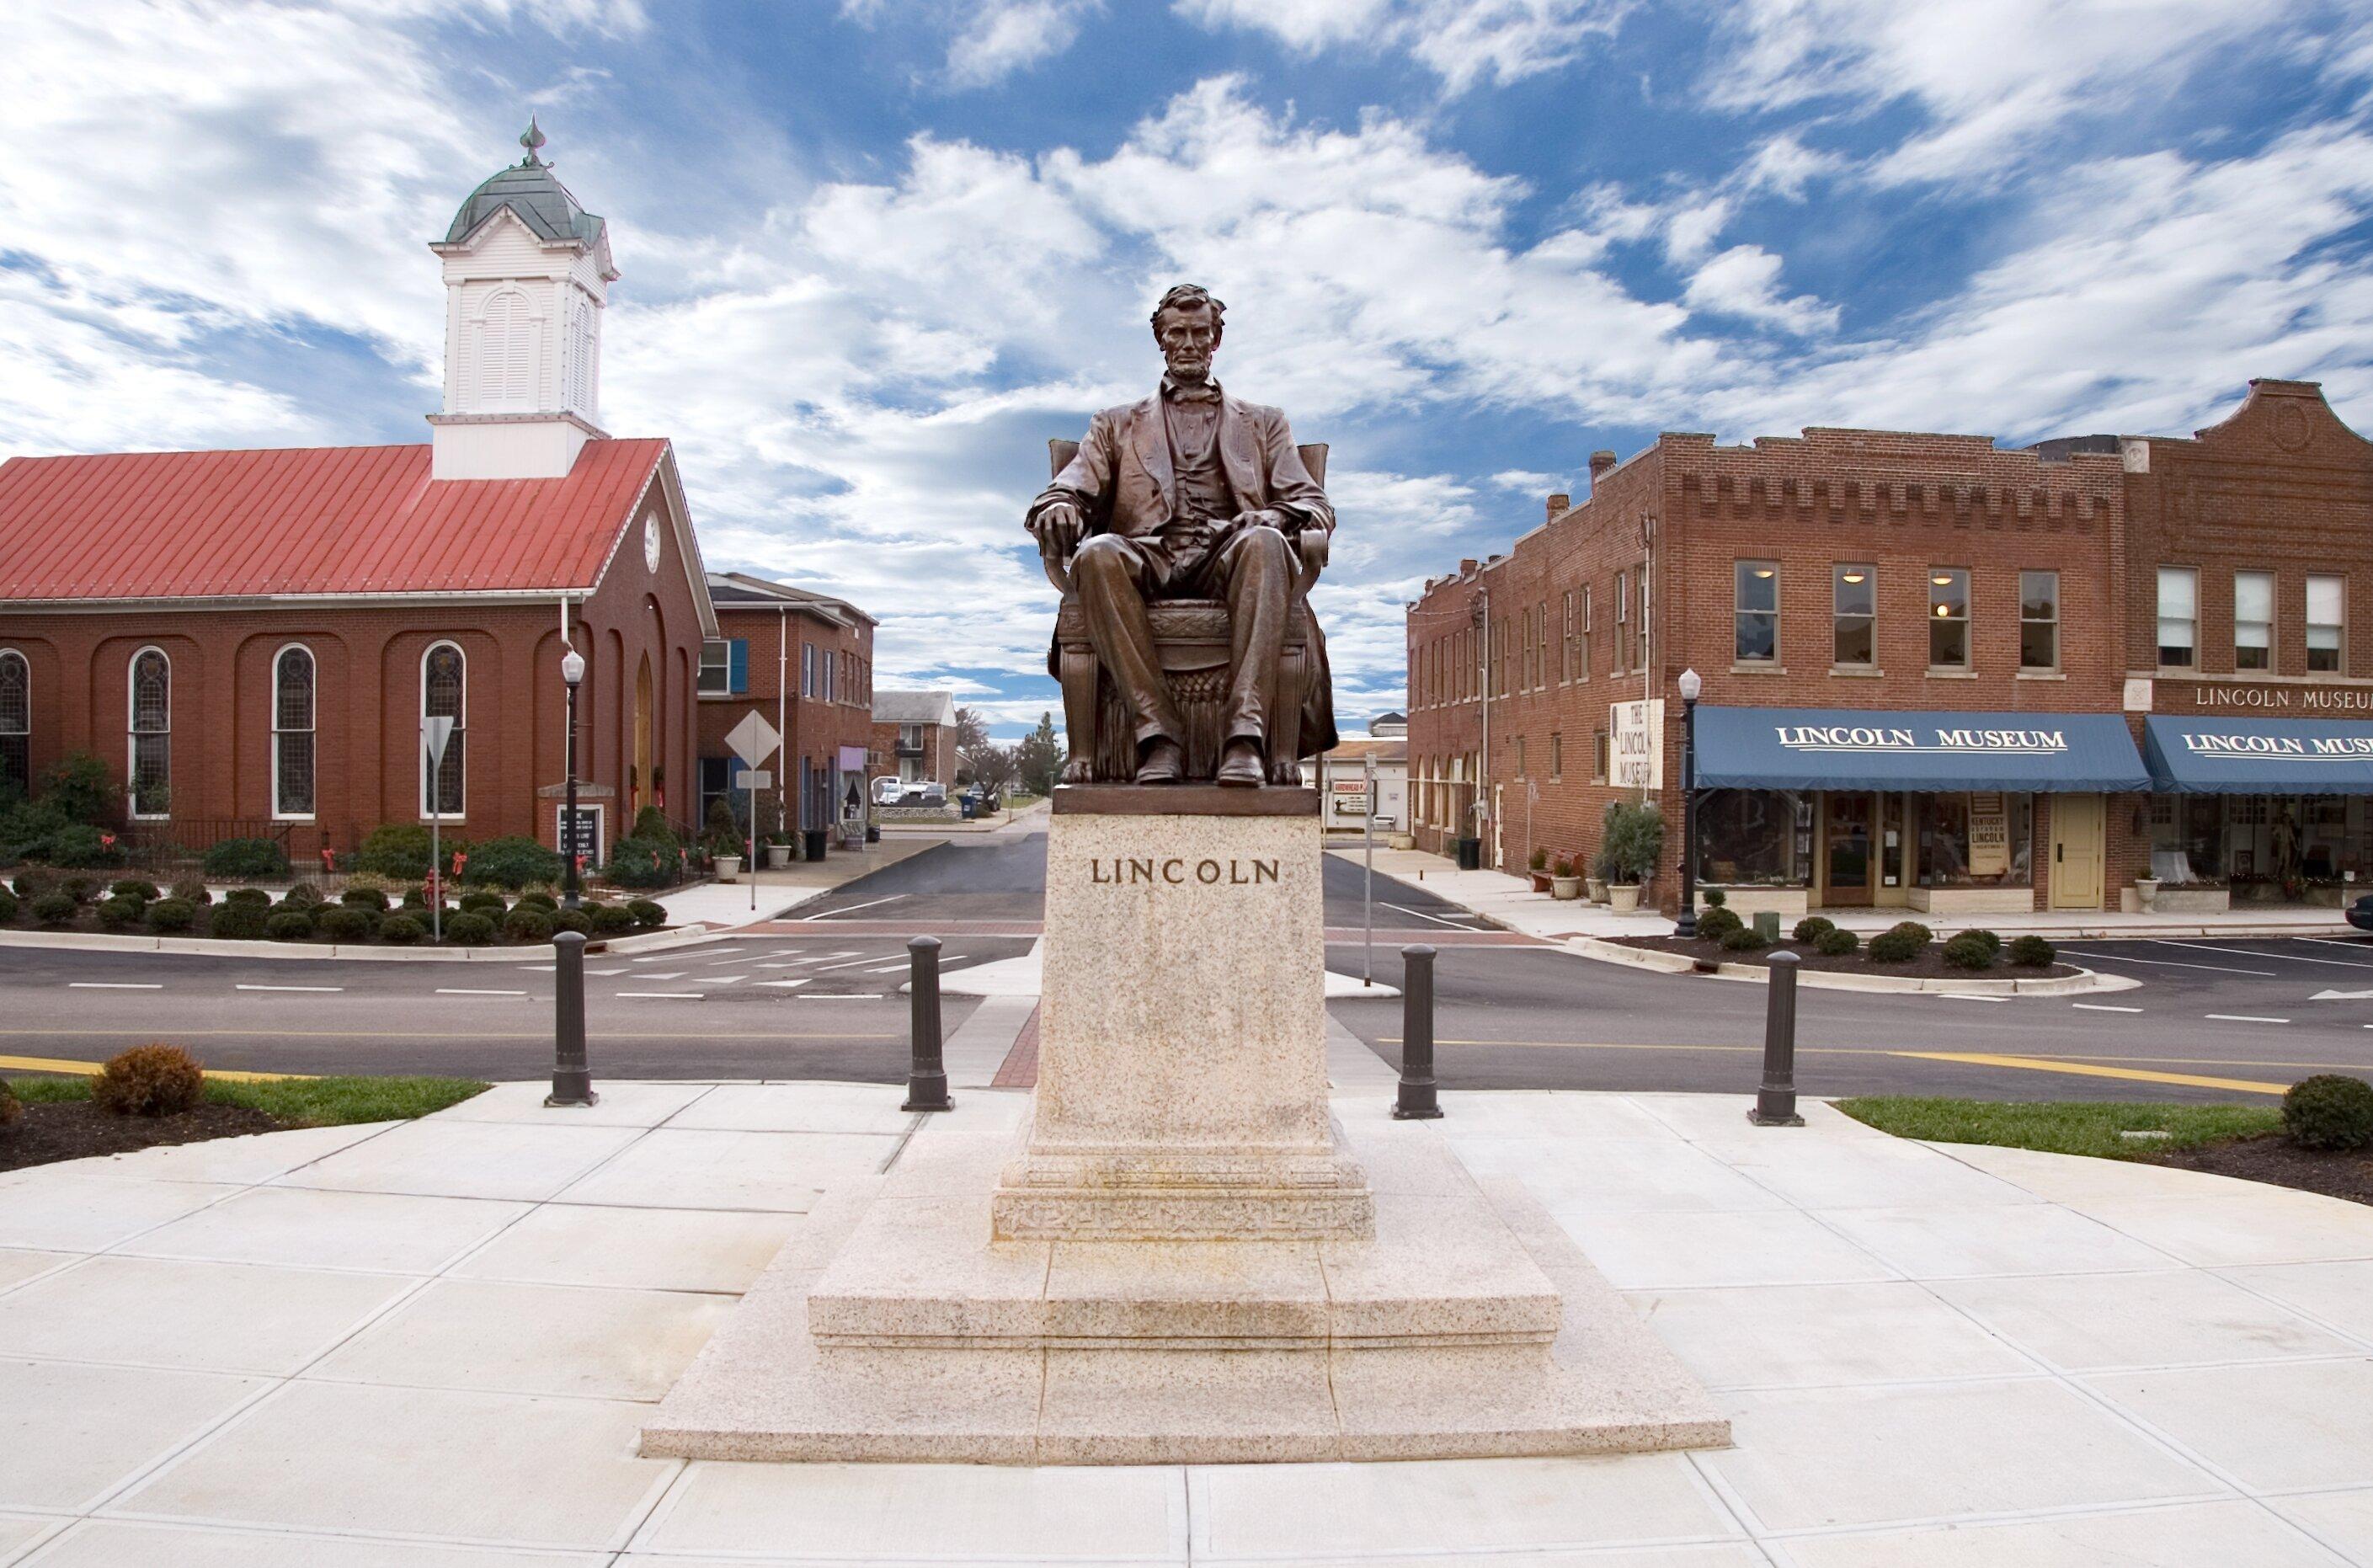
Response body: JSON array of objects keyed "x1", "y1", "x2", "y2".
[
  {"x1": 2008, "y1": 934, "x2": 2056, "y2": 968},
  {"x1": 341, "y1": 885, "x2": 391, "y2": 912},
  {"x1": 589, "y1": 903, "x2": 635, "y2": 934},
  {"x1": 1886, "y1": 920, "x2": 1933, "y2": 945},
  {"x1": 207, "y1": 900, "x2": 269, "y2": 940},
  {"x1": 1952, "y1": 929, "x2": 2002, "y2": 959},
  {"x1": 445, "y1": 911, "x2": 496, "y2": 946},
  {"x1": 147, "y1": 897, "x2": 196, "y2": 932},
  {"x1": 46, "y1": 824, "x2": 125, "y2": 868},
  {"x1": 603, "y1": 835, "x2": 681, "y2": 889},
  {"x1": 552, "y1": 907, "x2": 594, "y2": 936},
  {"x1": 204, "y1": 837, "x2": 291, "y2": 879},
  {"x1": 168, "y1": 877, "x2": 211, "y2": 906},
  {"x1": 1695, "y1": 906, "x2": 1743, "y2": 941},
  {"x1": 0, "y1": 889, "x2": 16, "y2": 923},
  {"x1": 1867, "y1": 928, "x2": 1923, "y2": 963},
  {"x1": 1792, "y1": 915, "x2": 1836, "y2": 943},
  {"x1": 458, "y1": 889, "x2": 507, "y2": 915},
  {"x1": 95, "y1": 895, "x2": 144, "y2": 929},
  {"x1": 503, "y1": 907, "x2": 556, "y2": 942},
  {"x1": 93, "y1": 1044, "x2": 205, "y2": 1117},
  {"x1": 1815, "y1": 927, "x2": 1859, "y2": 956},
  {"x1": 317, "y1": 906, "x2": 372, "y2": 941},
  {"x1": 380, "y1": 913, "x2": 426, "y2": 945},
  {"x1": 264, "y1": 911, "x2": 316, "y2": 941},
  {"x1": 1939, "y1": 933, "x2": 1995, "y2": 970},
  {"x1": 2282, "y1": 1075, "x2": 2373, "y2": 1151},
  {"x1": 1719, "y1": 925, "x2": 1768, "y2": 952},
  {"x1": 31, "y1": 892, "x2": 77, "y2": 925},
  {"x1": 224, "y1": 887, "x2": 271, "y2": 908},
  {"x1": 110, "y1": 878, "x2": 160, "y2": 904},
  {"x1": 626, "y1": 898, "x2": 666, "y2": 927}
]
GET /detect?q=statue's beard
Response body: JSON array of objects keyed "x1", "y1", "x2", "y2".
[{"x1": 1165, "y1": 349, "x2": 1212, "y2": 381}]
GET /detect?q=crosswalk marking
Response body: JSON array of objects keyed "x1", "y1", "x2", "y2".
[
  {"x1": 436, "y1": 988, "x2": 525, "y2": 996},
  {"x1": 756, "y1": 979, "x2": 810, "y2": 989},
  {"x1": 616, "y1": 991, "x2": 704, "y2": 1000},
  {"x1": 68, "y1": 982, "x2": 161, "y2": 989},
  {"x1": 236, "y1": 984, "x2": 342, "y2": 993},
  {"x1": 2205, "y1": 1013, "x2": 2290, "y2": 1025},
  {"x1": 2071, "y1": 1003, "x2": 2143, "y2": 1014}
]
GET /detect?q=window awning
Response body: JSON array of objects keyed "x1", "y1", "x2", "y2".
[
  {"x1": 1693, "y1": 707, "x2": 2151, "y2": 792},
  {"x1": 2143, "y1": 715, "x2": 2373, "y2": 795}
]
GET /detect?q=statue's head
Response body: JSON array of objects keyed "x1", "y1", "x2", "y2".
[{"x1": 1150, "y1": 284, "x2": 1224, "y2": 385}]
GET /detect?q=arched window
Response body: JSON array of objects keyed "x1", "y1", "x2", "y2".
[
  {"x1": 129, "y1": 647, "x2": 170, "y2": 818},
  {"x1": 474, "y1": 288, "x2": 537, "y2": 411},
  {"x1": 272, "y1": 644, "x2": 315, "y2": 819},
  {"x1": 0, "y1": 650, "x2": 28, "y2": 798},
  {"x1": 421, "y1": 642, "x2": 466, "y2": 817}
]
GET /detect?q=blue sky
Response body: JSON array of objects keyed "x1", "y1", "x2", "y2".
[{"x1": 6, "y1": 1, "x2": 2373, "y2": 740}]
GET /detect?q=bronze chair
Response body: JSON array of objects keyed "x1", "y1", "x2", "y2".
[{"x1": 1040, "y1": 438, "x2": 1329, "y2": 784}]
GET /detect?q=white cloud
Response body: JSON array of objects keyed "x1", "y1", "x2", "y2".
[
  {"x1": 1682, "y1": 245, "x2": 1837, "y2": 335},
  {"x1": 1178, "y1": 0, "x2": 1628, "y2": 94},
  {"x1": 947, "y1": 0, "x2": 1101, "y2": 88}
]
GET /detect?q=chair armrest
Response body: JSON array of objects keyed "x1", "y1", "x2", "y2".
[{"x1": 1297, "y1": 530, "x2": 1330, "y2": 573}]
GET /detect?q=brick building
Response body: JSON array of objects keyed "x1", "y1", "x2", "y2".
[
  {"x1": 0, "y1": 125, "x2": 719, "y2": 865},
  {"x1": 1405, "y1": 379, "x2": 2373, "y2": 917},
  {"x1": 870, "y1": 691, "x2": 959, "y2": 793},
  {"x1": 696, "y1": 572, "x2": 876, "y2": 844}
]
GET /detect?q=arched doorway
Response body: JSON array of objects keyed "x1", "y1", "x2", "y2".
[{"x1": 633, "y1": 655, "x2": 653, "y2": 818}]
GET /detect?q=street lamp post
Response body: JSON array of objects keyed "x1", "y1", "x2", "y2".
[
  {"x1": 1675, "y1": 666, "x2": 1702, "y2": 940},
  {"x1": 561, "y1": 648, "x2": 586, "y2": 910}
]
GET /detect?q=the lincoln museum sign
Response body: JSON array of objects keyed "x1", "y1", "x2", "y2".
[{"x1": 2189, "y1": 681, "x2": 2373, "y2": 712}]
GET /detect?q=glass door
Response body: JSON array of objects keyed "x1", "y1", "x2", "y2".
[{"x1": 1824, "y1": 792, "x2": 1876, "y2": 905}]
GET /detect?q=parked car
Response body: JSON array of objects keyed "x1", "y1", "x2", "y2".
[
  {"x1": 904, "y1": 781, "x2": 948, "y2": 806},
  {"x1": 871, "y1": 776, "x2": 904, "y2": 807},
  {"x1": 2347, "y1": 893, "x2": 2373, "y2": 934}
]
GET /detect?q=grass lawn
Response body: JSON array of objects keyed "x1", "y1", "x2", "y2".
[
  {"x1": 1836, "y1": 1096, "x2": 2281, "y2": 1160},
  {"x1": 8, "y1": 1073, "x2": 488, "y2": 1127}
]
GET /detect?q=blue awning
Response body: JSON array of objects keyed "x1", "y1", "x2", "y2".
[
  {"x1": 1693, "y1": 707, "x2": 2151, "y2": 792},
  {"x1": 2144, "y1": 715, "x2": 2373, "y2": 794}
]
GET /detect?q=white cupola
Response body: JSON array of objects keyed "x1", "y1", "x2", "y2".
[{"x1": 427, "y1": 120, "x2": 620, "y2": 479}]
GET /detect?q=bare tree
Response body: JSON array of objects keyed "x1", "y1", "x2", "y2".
[{"x1": 969, "y1": 744, "x2": 1020, "y2": 797}]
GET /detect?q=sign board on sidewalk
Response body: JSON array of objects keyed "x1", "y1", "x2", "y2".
[
  {"x1": 734, "y1": 769, "x2": 771, "y2": 791},
  {"x1": 724, "y1": 711, "x2": 781, "y2": 766}
]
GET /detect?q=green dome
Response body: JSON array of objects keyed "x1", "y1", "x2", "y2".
[{"x1": 443, "y1": 120, "x2": 607, "y2": 250}]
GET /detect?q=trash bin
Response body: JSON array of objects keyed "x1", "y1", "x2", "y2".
[
  {"x1": 1455, "y1": 836, "x2": 1481, "y2": 871},
  {"x1": 960, "y1": 798, "x2": 978, "y2": 821},
  {"x1": 803, "y1": 828, "x2": 828, "y2": 861}
]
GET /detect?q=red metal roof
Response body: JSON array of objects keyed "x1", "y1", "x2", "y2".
[{"x1": 0, "y1": 438, "x2": 669, "y2": 601}]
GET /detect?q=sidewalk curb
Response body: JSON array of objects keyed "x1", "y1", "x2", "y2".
[
  {"x1": 0, "y1": 920, "x2": 712, "y2": 964},
  {"x1": 1565, "y1": 936, "x2": 2141, "y2": 997}
]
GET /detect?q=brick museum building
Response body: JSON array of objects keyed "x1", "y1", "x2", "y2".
[
  {"x1": 696, "y1": 572, "x2": 877, "y2": 845},
  {"x1": 1405, "y1": 378, "x2": 2373, "y2": 917},
  {"x1": 0, "y1": 128, "x2": 765, "y2": 866}
]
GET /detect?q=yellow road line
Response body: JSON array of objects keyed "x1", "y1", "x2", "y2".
[
  {"x1": 1888, "y1": 1051, "x2": 2290, "y2": 1096},
  {"x1": 0, "y1": 1053, "x2": 312, "y2": 1083},
  {"x1": 0, "y1": 1030, "x2": 898, "y2": 1042}
]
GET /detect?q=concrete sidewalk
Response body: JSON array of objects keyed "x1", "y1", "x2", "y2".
[
  {"x1": 3, "y1": 1079, "x2": 2370, "y2": 1563},
  {"x1": 1340, "y1": 844, "x2": 2360, "y2": 941}
]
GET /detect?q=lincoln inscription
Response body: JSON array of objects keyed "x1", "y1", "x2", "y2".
[{"x1": 1088, "y1": 856, "x2": 1282, "y2": 886}]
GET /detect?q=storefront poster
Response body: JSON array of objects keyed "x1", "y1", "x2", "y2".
[
  {"x1": 1612, "y1": 699, "x2": 1664, "y2": 791},
  {"x1": 1968, "y1": 792, "x2": 2008, "y2": 877}
]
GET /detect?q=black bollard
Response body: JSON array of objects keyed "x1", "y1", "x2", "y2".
[
  {"x1": 1393, "y1": 943, "x2": 1443, "y2": 1120},
  {"x1": 1748, "y1": 948, "x2": 1805, "y2": 1127},
  {"x1": 546, "y1": 929, "x2": 598, "y2": 1107},
  {"x1": 902, "y1": 935, "x2": 952, "y2": 1112}
]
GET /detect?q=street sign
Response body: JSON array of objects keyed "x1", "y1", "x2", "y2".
[
  {"x1": 734, "y1": 769, "x2": 771, "y2": 790},
  {"x1": 555, "y1": 805, "x2": 602, "y2": 867},
  {"x1": 725, "y1": 712, "x2": 781, "y2": 766},
  {"x1": 422, "y1": 715, "x2": 456, "y2": 765}
]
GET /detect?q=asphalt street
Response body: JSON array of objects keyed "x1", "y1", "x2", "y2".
[{"x1": 8, "y1": 826, "x2": 2373, "y2": 1101}]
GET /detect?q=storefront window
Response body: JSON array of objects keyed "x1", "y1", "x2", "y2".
[
  {"x1": 1696, "y1": 789, "x2": 1811, "y2": 888},
  {"x1": 1917, "y1": 792, "x2": 2031, "y2": 888},
  {"x1": 2148, "y1": 795, "x2": 2226, "y2": 883}
]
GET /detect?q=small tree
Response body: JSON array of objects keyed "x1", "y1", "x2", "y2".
[
  {"x1": 953, "y1": 706, "x2": 991, "y2": 764},
  {"x1": 971, "y1": 744, "x2": 1021, "y2": 797},
  {"x1": 1601, "y1": 799, "x2": 1665, "y2": 884},
  {"x1": 1016, "y1": 712, "x2": 1063, "y2": 796},
  {"x1": 40, "y1": 752, "x2": 120, "y2": 825}
]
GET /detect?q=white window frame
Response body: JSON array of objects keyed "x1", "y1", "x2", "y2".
[
  {"x1": 2018, "y1": 569, "x2": 2060, "y2": 672},
  {"x1": 128, "y1": 645, "x2": 171, "y2": 819},
  {"x1": 1833, "y1": 563, "x2": 1876, "y2": 668},
  {"x1": 270, "y1": 642, "x2": 317, "y2": 821},
  {"x1": 419, "y1": 640, "x2": 467, "y2": 820},
  {"x1": 2233, "y1": 569, "x2": 2274, "y2": 672},
  {"x1": 0, "y1": 648, "x2": 28, "y2": 799},
  {"x1": 2309, "y1": 573, "x2": 2345, "y2": 675},
  {"x1": 1928, "y1": 568, "x2": 1971, "y2": 670},
  {"x1": 2157, "y1": 566, "x2": 2198, "y2": 669},
  {"x1": 1735, "y1": 560, "x2": 1780, "y2": 664},
  {"x1": 697, "y1": 637, "x2": 731, "y2": 696}
]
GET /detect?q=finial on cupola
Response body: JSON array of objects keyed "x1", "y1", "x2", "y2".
[{"x1": 520, "y1": 116, "x2": 547, "y2": 166}]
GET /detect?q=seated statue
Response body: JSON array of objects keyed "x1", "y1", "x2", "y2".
[{"x1": 1027, "y1": 284, "x2": 1337, "y2": 787}]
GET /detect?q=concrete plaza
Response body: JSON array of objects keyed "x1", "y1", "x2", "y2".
[{"x1": 3, "y1": 1078, "x2": 2372, "y2": 1565}]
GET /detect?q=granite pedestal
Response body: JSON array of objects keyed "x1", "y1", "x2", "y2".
[{"x1": 643, "y1": 787, "x2": 1728, "y2": 1463}]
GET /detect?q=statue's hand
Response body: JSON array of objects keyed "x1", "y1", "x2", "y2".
[{"x1": 1031, "y1": 500, "x2": 1085, "y2": 562}]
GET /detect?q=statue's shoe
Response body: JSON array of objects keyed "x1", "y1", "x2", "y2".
[
  {"x1": 1215, "y1": 739, "x2": 1264, "y2": 787},
  {"x1": 1135, "y1": 739, "x2": 1185, "y2": 785}
]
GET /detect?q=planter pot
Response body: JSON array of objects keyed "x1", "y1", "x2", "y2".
[
  {"x1": 1586, "y1": 877, "x2": 1607, "y2": 904},
  {"x1": 1529, "y1": 872, "x2": 1554, "y2": 893},
  {"x1": 1389, "y1": 834, "x2": 1416, "y2": 851},
  {"x1": 765, "y1": 844, "x2": 793, "y2": 869},
  {"x1": 2134, "y1": 877, "x2": 2159, "y2": 912},
  {"x1": 1551, "y1": 875, "x2": 1583, "y2": 901},
  {"x1": 715, "y1": 855, "x2": 741, "y2": 883},
  {"x1": 1607, "y1": 883, "x2": 1641, "y2": 913}
]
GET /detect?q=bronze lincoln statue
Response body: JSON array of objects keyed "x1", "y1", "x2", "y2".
[{"x1": 1027, "y1": 285, "x2": 1337, "y2": 787}]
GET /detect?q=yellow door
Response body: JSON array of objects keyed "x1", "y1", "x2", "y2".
[
  {"x1": 632, "y1": 656, "x2": 653, "y2": 816},
  {"x1": 2050, "y1": 793, "x2": 2105, "y2": 909}
]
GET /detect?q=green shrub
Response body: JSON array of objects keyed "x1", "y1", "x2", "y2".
[
  {"x1": 10, "y1": 867, "x2": 56, "y2": 899},
  {"x1": 1886, "y1": 920, "x2": 1933, "y2": 945},
  {"x1": 2282, "y1": 1075, "x2": 2373, "y2": 1151},
  {"x1": 517, "y1": 890, "x2": 559, "y2": 912},
  {"x1": 1940, "y1": 933, "x2": 1996, "y2": 970},
  {"x1": 626, "y1": 898, "x2": 666, "y2": 927},
  {"x1": 457, "y1": 888, "x2": 507, "y2": 914},
  {"x1": 45, "y1": 824, "x2": 125, "y2": 868},
  {"x1": 1816, "y1": 927, "x2": 1860, "y2": 956},
  {"x1": 283, "y1": 881, "x2": 325, "y2": 908},
  {"x1": 631, "y1": 803, "x2": 676, "y2": 845},
  {"x1": 1702, "y1": 886, "x2": 1727, "y2": 907},
  {"x1": 1952, "y1": 929, "x2": 2002, "y2": 958},
  {"x1": 1793, "y1": 915, "x2": 1836, "y2": 943},
  {"x1": 168, "y1": 877, "x2": 211, "y2": 906},
  {"x1": 445, "y1": 911, "x2": 496, "y2": 946},
  {"x1": 203, "y1": 836, "x2": 290, "y2": 879},
  {"x1": 1528, "y1": 847, "x2": 1549, "y2": 872},
  {"x1": 604, "y1": 836, "x2": 680, "y2": 888},
  {"x1": 225, "y1": 886, "x2": 270, "y2": 907},
  {"x1": 356, "y1": 824, "x2": 436, "y2": 879},
  {"x1": 317, "y1": 906, "x2": 371, "y2": 941},
  {"x1": 264, "y1": 910, "x2": 316, "y2": 941},
  {"x1": 1696, "y1": 906, "x2": 1744, "y2": 940},
  {"x1": 31, "y1": 892, "x2": 77, "y2": 925},
  {"x1": 341, "y1": 885, "x2": 390, "y2": 912},
  {"x1": 35, "y1": 752, "x2": 120, "y2": 825},
  {"x1": 95, "y1": 895, "x2": 144, "y2": 929},
  {"x1": 206, "y1": 899, "x2": 268, "y2": 940},
  {"x1": 93, "y1": 1043, "x2": 205, "y2": 1117},
  {"x1": 380, "y1": 913, "x2": 426, "y2": 945},
  {"x1": 552, "y1": 906, "x2": 594, "y2": 935},
  {"x1": 0, "y1": 888, "x2": 16, "y2": 923},
  {"x1": 1600, "y1": 799, "x2": 1665, "y2": 883},
  {"x1": 703, "y1": 797, "x2": 742, "y2": 854},
  {"x1": 60, "y1": 875, "x2": 100, "y2": 904},
  {"x1": 109, "y1": 878, "x2": 160, "y2": 904},
  {"x1": 503, "y1": 906, "x2": 556, "y2": 942},
  {"x1": 589, "y1": 903, "x2": 635, "y2": 933},
  {"x1": 2007, "y1": 934, "x2": 2056, "y2": 968},
  {"x1": 459, "y1": 835, "x2": 563, "y2": 890},
  {"x1": 1868, "y1": 929, "x2": 1923, "y2": 963},
  {"x1": 147, "y1": 897, "x2": 196, "y2": 932},
  {"x1": 1720, "y1": 925, "x2": 1768, "y2": 952}
]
